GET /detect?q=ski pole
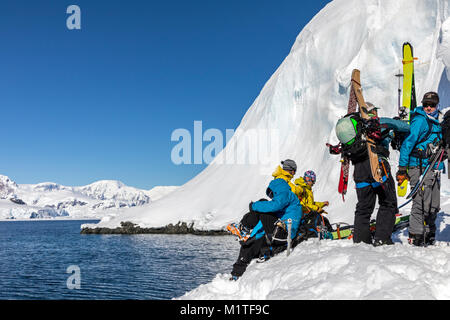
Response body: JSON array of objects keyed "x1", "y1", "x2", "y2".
[
  {"x1": 286, "y1": 219, "x2": 292, "y2": 257},
  {"x1": 395, "y1": 72, "x2": 403, "y2": 115},
  {"x1": 398, "y1": 197, "x2": 412, "y2": 210}
]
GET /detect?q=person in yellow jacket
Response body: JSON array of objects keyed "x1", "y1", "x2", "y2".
[{"x1": 294, "y1": 170, "x2": 329, "y2": 214}]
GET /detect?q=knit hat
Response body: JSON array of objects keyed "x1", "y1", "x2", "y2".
[
  {"x1": 281, "y1": 159, "x2": 297, "y2": 172},
  {"x1": 304, "y1": 170, "x2": 317, "y2": 183}
]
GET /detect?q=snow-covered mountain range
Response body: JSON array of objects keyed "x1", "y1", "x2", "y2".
[
  {"x1": 0, "y1": 175, "x2": 178, "y2": 220},
  {"x1": 84, "y1": 0, "x2": 450, "y2": 232}
]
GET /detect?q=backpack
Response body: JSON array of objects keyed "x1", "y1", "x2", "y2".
[
  {"x1": 335, "y1": 112, "x2": 367, "y2": 161},
  {"x1": 294, "y1": 211, "x2": 333, "y2": 243},
  {"x1": 442, "y1": 110, "x2": 450, "y2": 148}
]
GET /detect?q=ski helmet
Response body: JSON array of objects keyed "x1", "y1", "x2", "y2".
[
  {"x1": 335, "y1": 116, "x2": 359, "y2": 145},
  {"x1": 304, "y1": 170, "x2": 316, "y2": 183},
  {"x1": 422, "y1": 92, "x2": 439, "y2": 105}
]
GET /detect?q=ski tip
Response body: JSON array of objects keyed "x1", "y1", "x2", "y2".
[{"x1": 403, "y1": 42, "x2": 413, "y2": 48}]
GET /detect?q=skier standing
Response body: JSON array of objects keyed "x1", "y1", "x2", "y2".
[
  {"x1": 334, "y1": 102, "x2": 397, "y2": 246},
  {"x1": 396, "y1": 92, "x2": 444, "y2": 246}
]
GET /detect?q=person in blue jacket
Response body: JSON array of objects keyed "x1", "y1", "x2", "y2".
[
  {"x1": 230, "y1": 168, "x2": 303, "y2": 280},
  {"x1": 396, "y1": 91, "x2": 444, "y2": 246}
]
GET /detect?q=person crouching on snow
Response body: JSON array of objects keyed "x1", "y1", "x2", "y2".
[
  {"x1": 229, "y1": 161, "x2": 303, "y2": 280},
  {"x1": 294, "y1": 170, "x2": 333, "y2": 232}
]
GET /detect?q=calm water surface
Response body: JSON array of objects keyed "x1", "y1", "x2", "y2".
[{"x1": 0, "y1": 220, "x2": 239, "y2": 299}]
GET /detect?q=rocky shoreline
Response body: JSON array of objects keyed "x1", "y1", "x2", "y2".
[{"x1": 80, "y1": 221, "x2": 229, "y2": 236}]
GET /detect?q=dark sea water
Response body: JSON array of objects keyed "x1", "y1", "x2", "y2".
[{"x1": 0, "y1": 220, "x2": 239, "y2": 300}]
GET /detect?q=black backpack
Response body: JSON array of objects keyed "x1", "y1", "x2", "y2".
[{"x1": 442, "y1": 110, "x2": 450, "y2": 148}]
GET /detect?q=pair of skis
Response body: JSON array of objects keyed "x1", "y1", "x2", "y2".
[
  {"x1": 335, "y1": 69, "x2": 384, "y2": 201},
  {"x1": 329, "y1": 214, "x2": 410, "y2": 241},
  {"x1": 335, "y1": 43, "x2": 417, "y2": 201},
  {"x1": 399, "y1": 42, "x2": 417, "y2": 122}
]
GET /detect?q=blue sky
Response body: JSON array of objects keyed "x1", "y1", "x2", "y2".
[{"x1": 0, "y1": 0, "x2": 330, "y2": 189}]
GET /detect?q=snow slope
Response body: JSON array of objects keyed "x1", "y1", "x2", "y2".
[
  {"x1": 0, "y1": 175, "x2": 178, "y2": 220},
  {"x1": 86, "y1": 0, "x2": 450, "y2": 231},
  {"x1": 178, "y1": 197, "x2": 450, "y2": 300},
  {"x1": 178, "y1": 239, "x2": 450, "y2": 300},
  {"x1": 147, "y1": 186, "x2": 179, "y2": 202}
]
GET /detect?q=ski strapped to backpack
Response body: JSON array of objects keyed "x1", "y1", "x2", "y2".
[
  {"x1": 396, "y1": 42, "x2": 417, "y2": 196},
  {"x1": 335, "y1": 70, "x2": 359, "y2": 201},
  {"x1": 352, "y1": 72, "x2": 384, "y2": 185},
  {"x1": 400, "y1": 42, "x2": 418, "y2": 122},
  {"x1": 328, "y1": 69, "x2": 386, "y2": 201}
]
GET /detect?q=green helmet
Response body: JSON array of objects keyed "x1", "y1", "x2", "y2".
[{"x1": 335, "y1": 116, "x2": 359, "y2": 145}]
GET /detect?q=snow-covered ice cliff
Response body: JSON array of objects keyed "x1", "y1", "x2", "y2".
[{"x1": 85, "y1": 0, "x2": 450, "y2": 231}]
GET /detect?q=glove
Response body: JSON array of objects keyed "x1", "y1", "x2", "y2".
[
  {"x1": 365, "y1": 117, "x2": 382, "y2": 140},
  {"x1": 326, "y1": 143, "x2": 342, "y2": 155},
  {"x1": 396, "y1": 167, "x2": 409, "y2": 183},
  {"x1": 249, "y1": 201, "x2": 254, "y2": 213}
]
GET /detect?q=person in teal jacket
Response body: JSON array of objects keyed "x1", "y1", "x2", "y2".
[
  {"x1": 230, "y1": 174, "x2": 303, "y2": 280},
  {"x1": 396, "y1": 91, "x2": 444, "y2": 246}
]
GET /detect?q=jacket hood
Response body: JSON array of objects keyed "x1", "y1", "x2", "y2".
[
  {"x1": 272, "y1": 165, "x2": 294, "y2": 180},
  {"x1": 294, "y1": 177, "x2": 311, "y2": 191},
  {"x1": 415, "y1": 106, "x2": 440, "y2": 123},
  {"x1": 267, "y1": 178, "x2": 291, "y2": 196}
]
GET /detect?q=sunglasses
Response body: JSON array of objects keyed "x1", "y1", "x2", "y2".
[{"x1": 424, "y1": 103, "x2": 437, "y2": 108}]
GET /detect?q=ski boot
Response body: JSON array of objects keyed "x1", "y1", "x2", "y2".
[
  {"x1": 408, "y1": 233, "x2": 424, "y2": 246},
  {"x1": 256, "y1": 246, "x2": 273, "y2": 263},
  {"x1": 226, "y1": 223, "x2": 251, "y2": 242},
  {"x1": 229, "y1": 275, "x2": 240, "y2": 281},
  {"x1": 425, "y1": 232, "x2": 436, "y2": 246},
  {"x1": 256, "y1": 252, "x2": 271, "y2": 263},
  {"x1": 372, "y1": 238, "x2": 394, "y2": 247}
]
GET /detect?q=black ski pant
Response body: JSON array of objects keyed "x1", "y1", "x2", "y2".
[
  {"x1": 353, "y1": 158, "x2": 397, "y2": 244},
  {"x1": 231, "y1": 212, "x2": 278, "y2": 277}
]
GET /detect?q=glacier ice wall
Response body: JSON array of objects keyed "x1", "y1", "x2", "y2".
[{"x1": 90, "y1": 0, "x2": 450, "y2": 230}]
